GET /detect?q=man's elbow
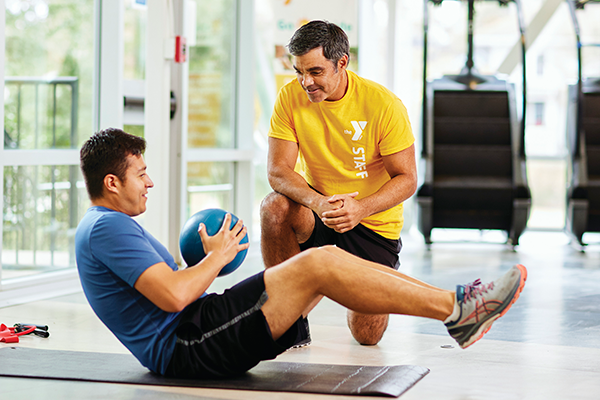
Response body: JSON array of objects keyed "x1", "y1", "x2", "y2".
[
  {"x1": 397, "y1": 171, "x2": 417, "y2": 199},
  {"x1": 163, "y1": 301, "x2": 187, "y2": 313},
  {"x1": 156, "y1": 291, "x2": 189, "y2": 313},
  {"x1": 266, "y1": 167, "x2": 286, "y2": 191},
  {"x1": 266, "y1": 173, "x2": 277, "y2": 190},
  {"x1": 408, "y1": 173, "x2": 418, "y2": 197}
]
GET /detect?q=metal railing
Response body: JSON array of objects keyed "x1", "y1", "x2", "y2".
[{"x1": 3, "y1": 77, "x2": 79, "y2": 269}]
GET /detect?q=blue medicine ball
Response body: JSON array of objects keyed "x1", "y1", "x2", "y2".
[{"x1": 179, "y1": 208, "x2": 249, "y2": 277}]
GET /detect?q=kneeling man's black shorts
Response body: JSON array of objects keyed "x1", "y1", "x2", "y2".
[
  {"x1": 165, "y1": 271, "x2": 308, "y2": 379},
  {"x1": 299, "y1": 211, "x2": 402, "y2": 270}
]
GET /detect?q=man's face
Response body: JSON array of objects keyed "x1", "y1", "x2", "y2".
[
  {"x1": 293, "y1": 47, "x2": 348, "y2": 103},
  {"x1": 116, "y1": 154, "x2": 153, "y2": 217}
]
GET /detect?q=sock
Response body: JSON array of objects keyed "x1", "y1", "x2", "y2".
[{"x1": 443, "y1": 286, "x2": 463, "y2": 324}]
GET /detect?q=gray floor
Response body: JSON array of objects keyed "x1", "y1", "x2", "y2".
[{"x1": 2, "y1": 227, "x2": 600, "y2": 399}]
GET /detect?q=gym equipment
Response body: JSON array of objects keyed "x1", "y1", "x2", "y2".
[
  {"x1": 0, "y1": 323, "x2": 49, "y2": 343},
  {"x1": 416, "y1": 0, "x2": 531, "y2": 246},
  {"x1": 566, "y1": 0, "x2": 600, "y2": 246},
  {"x1": 0, "y1": 324, "x2": 36, "y2": 343},
  {"x1": 179, "y1": 208, "x2": 248, "y2": 276},
  {"x1": 13, "y1": 323, "x2": 50, "y2": 338},
  {"x1": 0, "y1": 347, "x2": 429, "y2": 397}
]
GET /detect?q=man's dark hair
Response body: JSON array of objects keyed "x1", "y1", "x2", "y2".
[
  {"x1": 80, "y1": 128, "x2": 146, "y2": 200},
  {"x1": 287, "y1": 20, "x2": 349, "y2": 68}
]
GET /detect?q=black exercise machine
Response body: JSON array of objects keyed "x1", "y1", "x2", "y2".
[
  {"x1": 565, "y1": 0, "x2": 600, "y2": 247},
  {"x1": 416, "y1": 0, "x2": 531, "y2": 247}
]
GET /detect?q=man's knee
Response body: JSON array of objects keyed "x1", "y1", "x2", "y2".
[
  {"x1": 286, "y1": 247, "x2": 332, "y2": 278},
  {"x1": 260, "y1": 192, "x2": 295, "y2": 225},
  {"x1": 347, "y1": 311, "x2": 389, "y2": 345},
  {"x1": 260, "y1": 192, "x2": 315, "y2": 242}
]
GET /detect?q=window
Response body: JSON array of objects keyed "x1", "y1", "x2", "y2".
[
  {"x1": 2, "y1": 0, "x2": 95, "y2": 282},
  {"x1": 187, "y1": 0, "x2": 235, "y2": 150}
]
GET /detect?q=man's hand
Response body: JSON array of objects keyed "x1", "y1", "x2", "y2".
[
  {"x1": 198, "y1": 213, "x2": 249, "y2": 272},
  {"x1": 311, "y1": 194, "x2": 343, "y2": 216},
  {"x1": 321, "y1": 192, "x2": 364, "y2": 233}
]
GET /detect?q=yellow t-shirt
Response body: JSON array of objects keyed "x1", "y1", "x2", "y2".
[{"x1": 268, "y1": 70, "x2": 415, "y2": 239}]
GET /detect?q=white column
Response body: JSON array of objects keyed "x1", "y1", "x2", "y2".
[
  {"x1": 358, "y1": 0, "x2": 391, "y2": 86},
  {"x1": 387, "y1": 0, "x2": 397, "y2": 91},
  {"x1": 358, "y1": 0, "x2": 378, "y2": 81},
  {"x1": 144, "y1": 0, "x2": 173, "y2": 245},
  {"x1": 235, "y1": 0, "x2": 255, "y2": 241},
  {"x1": 170, "y1": 0, "x2": 190, "y2": 262},
  {"x1": 93, "y1": 0, "x2": 124, "y2": 131}
]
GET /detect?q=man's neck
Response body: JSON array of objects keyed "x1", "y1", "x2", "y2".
[
  {"x1": 327, "y1": 69, "x2": 349, "y2": 102},
  {"x1": 91, "y1": 198, "x2": 118, "y2": 213}
]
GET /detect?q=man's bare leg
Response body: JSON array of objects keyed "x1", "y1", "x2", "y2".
[
  {"x1": 318, "y1": 245, "x2": 443, "y2": 345},
  {"x1": 261, "y1": 246, "x2": 455, "y2": 340},
  {"x1": 260, "y1": 192, "x2": 314, "y2": 267},
  {"x1": 318, "y1": 246, "x2": 445, "y2": 290},
  {"x1": 260, "y1": 192, "x2": 322, "y2": 317},
  {"x1": 260, "y1": 196, "x2": 425, "y2": 342}
]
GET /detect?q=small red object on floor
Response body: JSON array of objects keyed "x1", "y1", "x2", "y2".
[{"x1": 0, "y1": 323, "x2": 35, "y2": 343}]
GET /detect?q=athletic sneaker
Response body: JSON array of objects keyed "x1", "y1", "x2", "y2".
[
  {"x1": 289, "y1": 316, "x2": 311, "y2": 349},
  {"x1": 445, "y1": 264, "x2": 527, "y2": 349}
]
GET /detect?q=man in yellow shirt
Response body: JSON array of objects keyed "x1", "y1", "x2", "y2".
[{"x1": 261, "y1": 20, "x2": 417, "y2": 345}]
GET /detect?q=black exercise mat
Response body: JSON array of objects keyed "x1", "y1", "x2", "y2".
[{"x1": 0, "y1": 347, "x2": 428, "y2": 397}]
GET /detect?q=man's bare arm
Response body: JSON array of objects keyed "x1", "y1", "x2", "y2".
[
  {"x1": 267, "y1": 137, "x2": 342, "y2": 213},
  {"x1": 134, "y1": 216, "x2": 249, "y2": 312}
]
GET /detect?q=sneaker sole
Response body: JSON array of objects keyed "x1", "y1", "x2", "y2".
[
  {"x1": 460, "y1": 264, "x2": 528, "y2": 349},
  {"x1": 290, "y1": 341, "x2": 311, "y2": 349},
  {"x1": 286, "y1": 339, "x2": 312, "y2": 351}
]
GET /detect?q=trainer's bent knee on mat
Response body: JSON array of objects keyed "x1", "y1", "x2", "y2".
[{"x1": 347, "y1": 312, "x2": 389, "y2": 345}]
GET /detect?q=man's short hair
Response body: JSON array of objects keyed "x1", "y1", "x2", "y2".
[
  {"x1": 80, "y1": 128, "x2": 146, "y2": 200},
  {"x1": 287, "y1": 20, "x2": 349, "y2": 67}
]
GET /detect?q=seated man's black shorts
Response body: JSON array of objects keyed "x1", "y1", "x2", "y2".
[
  {"x1": 299, "y1": 211, "x2": 402, "y2": 270},
  {"x1": 165, "y1": 271, "x2": 308, "y2": 379}
]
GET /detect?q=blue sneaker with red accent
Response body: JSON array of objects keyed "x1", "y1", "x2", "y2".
[{"x1": 445, "y1": 264, "x2": 527, "y2": 349}]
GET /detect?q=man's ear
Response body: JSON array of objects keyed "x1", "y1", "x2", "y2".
[
  {"x1": 103, "y1": 174, "x2": 120, "y2": 195},
  {"x1": 337, "y1": 54, "x2": 349, "y2": 71}
]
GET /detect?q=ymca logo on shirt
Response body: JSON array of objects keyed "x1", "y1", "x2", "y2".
[
  {"x1": 350, "y1": 121, "x2": 367, "y2": 141},
  {"x1": 346, "y1": 121, "x2": 369, "y2": 179}
]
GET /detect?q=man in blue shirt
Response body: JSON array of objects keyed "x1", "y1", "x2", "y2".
[{"x1": 75, "y1": 128, "x2": 527, "y2": 378}]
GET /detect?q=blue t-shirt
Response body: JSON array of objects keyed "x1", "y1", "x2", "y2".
[{"x1": 75, "y1": 206, "x2": 182, "y2": 374}]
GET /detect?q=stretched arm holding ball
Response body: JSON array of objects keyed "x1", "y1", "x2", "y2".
[{"x1": 134, "y1": 214, "x2": 249, "y2": 312}]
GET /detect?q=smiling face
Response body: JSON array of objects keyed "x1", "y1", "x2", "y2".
[
  {"x1": 293, "y1": 47, "x2": 348, "y2": 103},
  {"x1": 113, "y1": 154, "x2": 154, "y2": 217}
]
